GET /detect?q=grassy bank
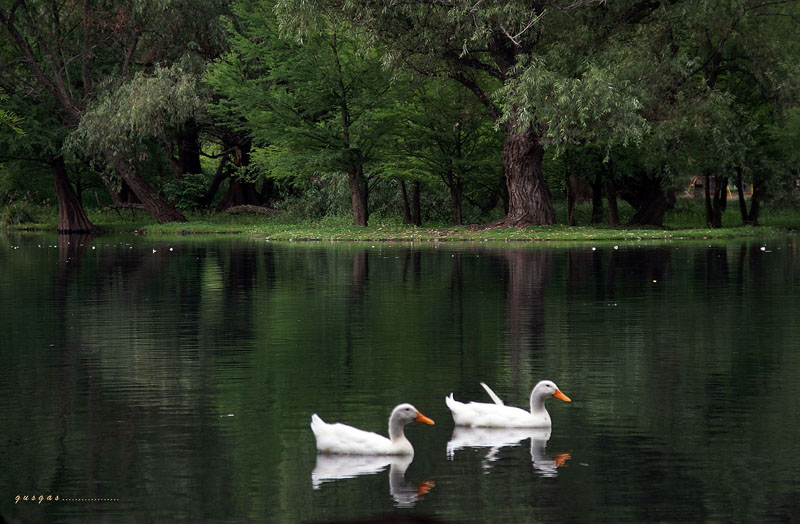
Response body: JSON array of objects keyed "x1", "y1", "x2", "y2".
[{"x1": 4, "y1": 199, "x2": 798, "y2": 242}]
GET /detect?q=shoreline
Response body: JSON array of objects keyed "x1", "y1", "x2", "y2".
[{"x1": 4, "y1": 222, "x2": 794, "y2": 244}]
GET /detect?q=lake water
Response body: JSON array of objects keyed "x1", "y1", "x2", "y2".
[{"x1": 2, "y1": 232, "x2": 799, "y2": 523}]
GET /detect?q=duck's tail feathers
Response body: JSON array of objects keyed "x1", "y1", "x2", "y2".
[
  {"x1": 445, "y1": 393, "x2": 460, "y2": 411},
  {"x1": 480, "y1": 382, "x2": 504, "y2": 405},
  {"x1": 310, "y1": 413, "x2": 325, "y2": 432}
]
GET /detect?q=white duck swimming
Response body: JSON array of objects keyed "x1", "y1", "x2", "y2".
[
  {"x1": 446, "y1": 380, "x2": 571, "y2": 428},
  {"x1": 311, "y1": 403, "x2": 435, "y2": 455}
]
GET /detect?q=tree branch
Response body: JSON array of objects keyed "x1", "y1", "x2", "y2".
[
  {"x1": 0, "y1": 3, "x2": 81, "y2": 123},
  {"x1": 81, "y1": 0, "x2": 90, "y2": 97},
  {"x1": 449, "y1": 70, "x2": 501, "y2": 121},
  {"x1": 499, "y1": 10, "x2": 549, "y2": 47}
]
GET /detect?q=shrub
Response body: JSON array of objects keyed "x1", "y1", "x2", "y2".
[
  {"x1": 162, "y1": 173, "x2": 212, "y2": 210},
  {"x1": 0, "y1": 194, "x2": 39, "y2": 226}
]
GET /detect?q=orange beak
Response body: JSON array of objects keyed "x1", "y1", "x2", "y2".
[
  {"x1": 415, "y1": 412, "x2": 435, "y2": 425},
  {"x1": 417, "y1": 481, "x2": 435, "y2": 496},
  {"x1": 553, "y1": 389, "x2": 572, "y2": 402},
  {"x1": 554, "y1": 453, "x2": 572, "y2": 467}
]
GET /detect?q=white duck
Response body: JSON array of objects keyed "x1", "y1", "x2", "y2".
[
  {"x1": 446, "y1": 380, "x2": 571, "y2": 428},
  {"x1": 311, "y1": 403, "x2": 435, "y2": 455}
]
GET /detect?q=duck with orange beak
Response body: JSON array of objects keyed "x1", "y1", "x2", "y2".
[
  {"x1": 446, "y1": 380, "x2": 571, "y2": 428},
  {"x1": 312, "y1": 403, "x2": 435, "y2": 455}
]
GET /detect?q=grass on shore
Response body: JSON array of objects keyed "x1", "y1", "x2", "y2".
[{"x1": 5, "y1": 198, "x2": 798, "y2": 242}]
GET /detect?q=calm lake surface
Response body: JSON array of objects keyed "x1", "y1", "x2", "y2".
[{"x1": 2, "y1": 232, "x2": 799, "y2": 523}]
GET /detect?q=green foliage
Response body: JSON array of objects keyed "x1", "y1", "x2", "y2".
[
  {"x1": 273, "y1": 173, "x2": 352, "y2": 221},
  {"x1": 0, "y1": 162, "x2": 54, "y2": 205},
  {"x1": 206, "y1": 0, "x2": 404, "y2": 225},
  {"x1": 263, "y1": 32, "x2": 396, "y2": 177},
  {"x1": 162, "y1": 173, "x2": 214, "y2": 210},
  {"x1": 756, "y1": 107, "x2": 800, "y2": 203},
  {"x1": 0, "y1": 93, "x2": 65, "y2": 162},
  {"x1": 1, "y1": 0, "x2": 229, "y2": 204},
  {"x1": 0, "y1": 91, "x2": 24, "y2": 136},
  {"x1": 68, "y1": 62, "x2": 208, "y2": 158},
  {"x1": 389, "y1": 78, "x2": 505, "y2": 217},
  {"x1": 501, "y1": 56, "x2": 648, "y2": 153},
  {"x1": 2, "y1": 0, "x2": 798, "y2": 229},
  {"x1": 0, "y1": 194, "x2": 41, "y2": 226}
]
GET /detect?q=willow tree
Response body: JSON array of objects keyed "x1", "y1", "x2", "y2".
[
  {"x1": 597, "y1": 0, "x2": 800, "y2": 227},
  {"x1": 1, "y1": 1, "x2": 228, "y2": 227},
  {"x1": 277, "y1": 0, "x2": 657, "y2": 226},
  {"x1": 68, "y1": 63, "x2": 213, "y2": 223},
  {"x1": 686, "y1": 0, "x2": 800, "y2": 227},
  {"x1": 0, "y1": 2, "x2": 97, "y2": 233}
]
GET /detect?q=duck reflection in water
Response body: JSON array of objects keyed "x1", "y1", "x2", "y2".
[
  {"x1": 312, "y1": 454, "x2": 434, "y2": 508},
  {"x1": 446, "y1": 427, "x2": 570, "y2": 478}
]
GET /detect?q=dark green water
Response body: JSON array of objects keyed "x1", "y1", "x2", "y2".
[{"x1": 2, "y1": 233, "x2": 799, "y2": 523}]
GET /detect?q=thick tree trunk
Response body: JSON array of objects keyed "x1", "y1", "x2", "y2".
[
  {"x1": 625, "y1": 173, "x2": 675, "y2": 226},
  {"x1": 219, "y1": 179, "x2": 263, "y2": 209},
  {"x1": 498, "y1": 124, "x2": 555, "y2": 227},
  {"x1": 108, "y1": 154, "x2": 187, "y2": 223},
  {"x1": 102, "y1": 175, "x2": 140, "y2": 206},
  {"x1": 717, "y1": 176, "x2": 728, "y2": 213},
  {"x1": 348, "y1": 164, "x2": 369, "y2": 226},
  {"x1": 630, "y1": 191, "x2": 673, "y2": 226},
  {"x1": 177, "y1": 121, "x2": 202, "y2": 176},
  {"x1": 199, "y1": 155, "x2": 229, "y2": 208},
  {"x1": 52, "y1": 157, "x2": 96, "y2": 233},
  {"x1": 399, "y1": 179, "x2": 412, "y2": 224},
  {"x1": 218, "y1": 142, "x2": 263, "y2": 210},
  {"x1": 705, "y1": 173, "x2": 726, "y2": 228}
]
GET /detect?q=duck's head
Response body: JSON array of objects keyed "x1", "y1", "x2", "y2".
[
  {"x1": 534, "y1": 380, "x2": 572, "y2": 403},
  {"x1": 391, "y1": 403, "x2": 435, "y2": 426}
]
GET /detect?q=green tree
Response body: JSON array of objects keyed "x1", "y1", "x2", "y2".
[
  {"x1": 0, "y1": 2, "x2": 97, "y2": 232},
  {"x1": 393, "y1": 79, "x2": 503, "y2": 225},
  {"x1": 277, "y1": 0, "x2": 657, "y2": 227},
  {"x1": 0, "y1": 90, "x2": 22, "y2": 135},
  {"x1": 1, "y1": 1, "x2": 229, "y2": 228},
  {"x1": 207, "y1": 0, "x2": 398, "y2": 226},
  {"x1": 610, "y1": 0, "x2": 800, "y2": 227},
  {"x1": 67, "y1": 61, "x2": 208, "y2": 219}
]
